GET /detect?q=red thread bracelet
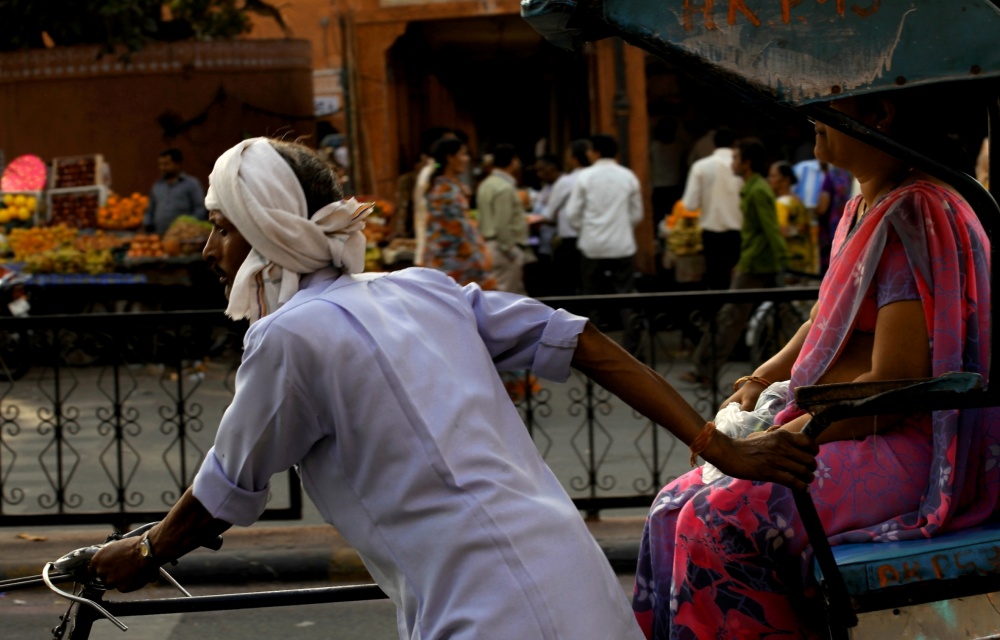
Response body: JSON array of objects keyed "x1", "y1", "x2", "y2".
[{"x1": 688, "y1": 421, "x2": 717, "y2": 467}]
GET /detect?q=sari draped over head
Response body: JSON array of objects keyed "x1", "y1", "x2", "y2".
[{"x1": 780, "y1": 180, "x2": 1000, "y2": 540}]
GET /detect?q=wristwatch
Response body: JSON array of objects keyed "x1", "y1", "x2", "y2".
[{"x1": 139, "y1": 531, "x2": 156, "y2": 562}]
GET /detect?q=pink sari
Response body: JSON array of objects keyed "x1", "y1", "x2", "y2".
[{"x1": 633, "y1": 181, "x2": 1000, "y2": 639}]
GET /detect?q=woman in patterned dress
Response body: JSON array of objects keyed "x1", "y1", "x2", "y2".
[{"x1": 422, "y1": 138, "x2": 496, "y2": 289}]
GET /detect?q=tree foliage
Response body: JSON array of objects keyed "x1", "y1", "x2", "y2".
[{"x1": 0, "y1": 0, "x2": 264, "y2": 56}]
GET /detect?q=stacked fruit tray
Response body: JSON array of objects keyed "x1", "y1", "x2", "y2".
[
  {"x1": 0, "y1": 191, "x2": 44, "y2": 226},
  {"x1": 50, "y1": 154, "x2": 108, "y2": 189},
  {"x1": 46, "y1": 186, "x2": 109, "y2": 228}
]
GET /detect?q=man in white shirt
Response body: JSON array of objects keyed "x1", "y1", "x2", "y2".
[
  {"x1": 89, "y1": 137, "x2": 821, "y2": 639},
  {"x1": 681, "y1": 127, "x2": 744, "y2": 290},
  {"x1": 542, "y1": 138, "x2": 592, "y2": 295},
  {"x1": 566, "y1": 133, "x2": 644, "y2": 355},
  {"x1": 566, "y1": 134, "x2": 643, "y2": 295}
]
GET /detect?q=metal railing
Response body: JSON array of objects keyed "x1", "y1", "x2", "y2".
[{"x1": 0, "y1": 286, "x2": 819, "y2": 529}]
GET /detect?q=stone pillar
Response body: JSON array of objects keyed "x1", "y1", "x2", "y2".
[{"x1": 347, "y1": 18, "x2": 408, "y2": 197}]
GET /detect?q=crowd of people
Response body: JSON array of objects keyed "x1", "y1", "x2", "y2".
[
  {"x1": 86, "y1": 79, "x2": 1000, "y2": 640},
  {"x1": 388, "y1": 120, "x2": 863, "y2": 316},
  {"x1": 385, "y1": 121, "x2": 860, "y2": 373},
  {"x1": 391, "y1": 128, "x2": 646, "y2": 301}
]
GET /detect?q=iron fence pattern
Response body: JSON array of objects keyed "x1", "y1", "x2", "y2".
[{"x1": 0, "y1": 287, "x2": 818, "y2": 528}]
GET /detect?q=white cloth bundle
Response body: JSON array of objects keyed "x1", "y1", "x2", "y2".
[{"x1": 204, "y1": 138, "x2": 373, "y2": 322}]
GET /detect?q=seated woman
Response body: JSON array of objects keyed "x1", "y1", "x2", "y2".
[
  {"x1": 422, "y1": 137, "x2": 497, "y2": 289},
  {"x1": 632, "y1": 87, "x2": 1000, "y2": 638}
]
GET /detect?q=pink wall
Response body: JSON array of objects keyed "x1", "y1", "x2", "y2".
[{"x1": 0, "y1": 40, "x2": 315, "y2": 197}]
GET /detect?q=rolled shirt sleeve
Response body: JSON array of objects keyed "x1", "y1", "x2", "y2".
[
  {"x1": 192, "y1": 323, "x2": 325, "y2": 526},
  {"x1": 461, "y1": 282, "x2": 586, "y2": 381}
]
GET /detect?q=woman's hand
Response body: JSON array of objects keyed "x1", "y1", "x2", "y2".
[
  {"x1": 721, "y1": 378, "x2": 768, "y2": 412},
  {"x1": 703, "y1": 430, "x2": 818, "y2": 491},
  {"x1": 89, "y1": 537, "x2": 160, "y2": 593}
]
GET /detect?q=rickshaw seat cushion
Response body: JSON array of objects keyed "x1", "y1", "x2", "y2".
[{"x1": 813, "y1": 520, "x2": 1000, "y2": 597}]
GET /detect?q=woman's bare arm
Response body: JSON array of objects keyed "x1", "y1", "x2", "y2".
[
  {"x1": 724, "y1": 302, "x2": 817, "y2": 411},
  {"x1": 774, "y1": 299, "x2": 931, "y2": 444}
]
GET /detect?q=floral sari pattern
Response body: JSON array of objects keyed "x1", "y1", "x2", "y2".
[
  {"x1": 634, "y1": 182, "x2": 1000, "y2": 638},
  {"x1": 423, "y1": 176, "x2": 496, "y2": 289}
]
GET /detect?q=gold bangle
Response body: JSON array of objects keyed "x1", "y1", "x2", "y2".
[
  {"x1": 688, "y1": 421, "x2": 717, "y2": 467},
  {"x1": 733, "y1": 375, "x2": 773, "y2": 392}
]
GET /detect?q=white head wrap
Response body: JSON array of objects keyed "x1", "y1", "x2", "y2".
[{"x1": 204, "y1": 138, "x2": 373, "y2": 322}]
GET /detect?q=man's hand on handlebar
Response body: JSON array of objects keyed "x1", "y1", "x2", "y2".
[{"x1": 89, "y1": 536, "x2": 161, "y2": 593}]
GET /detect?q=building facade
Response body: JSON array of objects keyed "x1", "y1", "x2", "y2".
[{"x1": 248, "y1": 0, "x2": 656, "y2": 272}]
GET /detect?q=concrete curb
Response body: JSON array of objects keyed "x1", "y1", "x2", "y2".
[{"x1": 0, "y1": 518, "x2": 645, "y2": 587}]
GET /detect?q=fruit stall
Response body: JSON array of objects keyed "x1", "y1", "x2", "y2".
[
  {"x1": 0, "y1": 153, "x2": 224, "y2": 314},
  {"x1": 0, "y1": 154, "x2": 410, "y2": 315}
]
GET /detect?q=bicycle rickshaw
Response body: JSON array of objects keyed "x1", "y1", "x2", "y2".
[
  {"x1": 4, "y1": 3, "x2": 1000, "y2": 638},
  {"x1": 521, "y1": 0, "x2": 1000, "y2": 637}
]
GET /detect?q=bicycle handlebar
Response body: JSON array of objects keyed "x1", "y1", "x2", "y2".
[
  {"x1": 0, "y1": 522, "x2": 226, "y2": 635},
  {"x1": 0, "y1": 522, "x2": 224, "y2": 591},
  {"x1": 46, "y1": 522, "x2": 224, "y2": 581}
]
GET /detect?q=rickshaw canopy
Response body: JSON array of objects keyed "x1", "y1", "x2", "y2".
[{"x1": 522, "y1": 0, "x2": 1000, "y2": 106}]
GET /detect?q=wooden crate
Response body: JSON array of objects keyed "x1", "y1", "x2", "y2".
[
  {"x1": 0, "y1": 190, "x2": 44, "y2": 227},
  {"x1": 46, "y1": 186, "x2": 109, "y2": 228},
  {"x1": 50, "y1": 154, "x2": 110, "y2": 189}
]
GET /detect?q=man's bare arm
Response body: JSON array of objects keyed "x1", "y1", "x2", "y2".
[
  {"x1": 571, "y1": 322, "x2": 818, "y2": 489},
  {"x1": 89, "y1": 487, "x2": 231, "y2": 592}
]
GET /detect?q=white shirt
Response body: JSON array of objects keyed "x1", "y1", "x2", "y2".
[
  {"x1": 681, "y1": 147, "x2": 744, "y2": 233},
  {"x1": 193, "y1": 267, "x2": 643, "y2": 640},
  {"x1": 544, "y1": 168, "x2": 582, "y2": 239},
  {"x1": 412, "y1": 160, "x2": 436, "y2": 266},
  {"x1": 565, "y1": 159, "x2": 643, "y2": 259}
]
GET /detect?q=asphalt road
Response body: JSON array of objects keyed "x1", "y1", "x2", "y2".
[{"x1": 1, "y1": 574, "x2": 639, "y2": 639}]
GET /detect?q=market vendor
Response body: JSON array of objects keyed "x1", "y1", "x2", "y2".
[
  {"x1": 90, "y1": 138, "x2": 816, "y2": 640},
  {"x1": 144, "y1": 148, "x2": 207, "y2": 235}
]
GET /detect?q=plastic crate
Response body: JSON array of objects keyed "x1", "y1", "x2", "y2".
[
  {"x1": 46, "y1": 186, "x2": 109, "y2": 228},
  {"x1": 0, "y1": 190, "x2": 44, "y2": 227},
  {"x1": 50, "y1": 154, "x2": 110, "y2": 189}
]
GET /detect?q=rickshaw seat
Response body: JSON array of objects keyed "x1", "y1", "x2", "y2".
[
  {"x1": 812, "y1": 521, "x2": 1000, "y2": 612},
  {"x1": 794, "y1": 371, "x2": 995, "y2": 633}
]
